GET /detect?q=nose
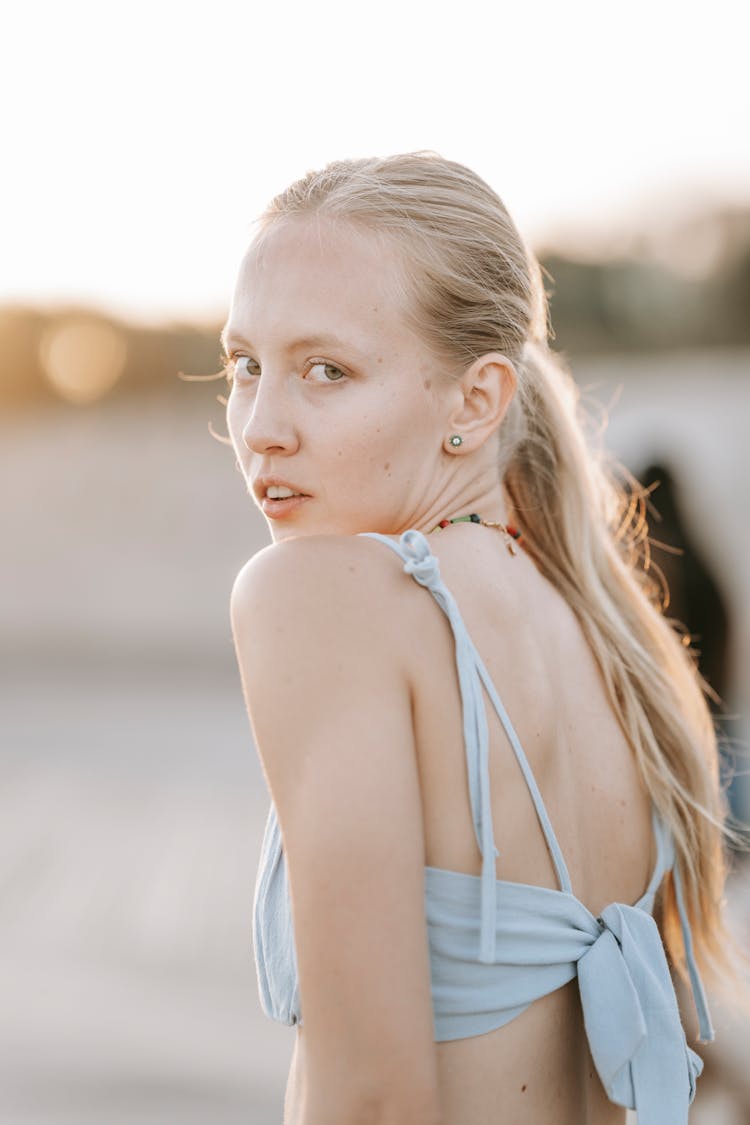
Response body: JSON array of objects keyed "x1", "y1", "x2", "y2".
[{"x1": 241, "y1": 378, "x2": 299, "y2": 456}]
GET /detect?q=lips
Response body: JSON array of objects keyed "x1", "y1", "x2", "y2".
[
  {"x1": 267, "y1": 487, "x2": 304, "y2": 499},
  {"x1": 260, "y1": 492, "x2": 310, "y2": 520},
  {"x1": 253, "y1": 476, "x2": 310, "y2": 503}
]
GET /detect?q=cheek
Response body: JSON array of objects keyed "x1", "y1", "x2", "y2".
[
  {"x1": 342, "y1": 414, "x2": 401, "y2": 459},
  {"x1": 384, "y1": 384, "x2": 444, "y2": 444},
  {"x1": 369, "y1": 380, "x2": 440, "y2": 434},
  {"x1": 226, "y1": 392, "x2": 244, "y2": 438},
  {"x1": 350, "y1": 394, "x2": 439, "y2": 475},
  {"x1": 226, "y1": 402, "x2": 248, "y2": 462}
]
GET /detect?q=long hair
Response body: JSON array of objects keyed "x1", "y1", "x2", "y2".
[{"x1": 250, "y1": 150, "x2": 735, "y2": 985}]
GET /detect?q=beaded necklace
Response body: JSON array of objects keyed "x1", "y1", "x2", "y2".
[{"x1": 431, "y1": 512, "x2": 524, "y2": 556}]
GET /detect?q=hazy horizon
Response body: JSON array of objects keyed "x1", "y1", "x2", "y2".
[{"x1": 4, "y1": 0, "x2": 748, "y2": 322}]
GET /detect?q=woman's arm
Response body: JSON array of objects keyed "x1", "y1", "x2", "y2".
[{"x1": 231, "y1": 535, "x2": 442, "y2": 1125}]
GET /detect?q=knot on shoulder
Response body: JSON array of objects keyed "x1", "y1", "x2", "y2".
[{"x1": 399, "y1": 529, "x2": 441, "y2": 590}]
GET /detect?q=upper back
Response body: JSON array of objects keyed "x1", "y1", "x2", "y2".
[{"x1": 395, "y1": 521, "x2": 656, "y2": 915}]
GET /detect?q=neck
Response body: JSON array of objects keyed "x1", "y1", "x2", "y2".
[{"x1": 413, "y1": 480, "x2": 516, "y2": 537}]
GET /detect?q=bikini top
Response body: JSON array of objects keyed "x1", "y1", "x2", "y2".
[{"x1": 252, "y1": 529, "x2": 714, "y2": 1125}]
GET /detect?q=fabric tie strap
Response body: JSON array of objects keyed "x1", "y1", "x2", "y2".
[
  {"x1": 578, "y1": 902, "x2": 704, "y2": 1124},
  {"x1": 398, "y1": 529, "x2": 500, "y2": 961},
  {"x1": 400, "y1": 528, "x2": 443, "y2": 589},
  {"x1": 374, "y1": 529, "x2": 572, "y2": 962}
]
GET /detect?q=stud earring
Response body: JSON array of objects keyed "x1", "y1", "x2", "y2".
[{"x1": 448, "y1": 434, "x2": 463, "y2": 448}]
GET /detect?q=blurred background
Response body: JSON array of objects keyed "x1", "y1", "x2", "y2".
[{"x1": 2, "y1": 1, "x2": 749, "y2": 1122}]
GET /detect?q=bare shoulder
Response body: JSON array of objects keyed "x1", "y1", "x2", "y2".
[
  {"x1": 230, "y1": 532, "x2": 409, "y2": 641},
  {"x1": 232, "y1": 534, "x2": 440, "y2": 1106},
  {"x1": 228, "y1": 534, "x2": 418, "y2": 722}
]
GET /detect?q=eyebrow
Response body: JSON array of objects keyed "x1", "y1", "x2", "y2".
[{"x1": 220, "y1": 326, "x2": 366, "y2": 359}]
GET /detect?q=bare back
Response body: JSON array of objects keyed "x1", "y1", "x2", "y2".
[{"x1": 406, "y1": 524, "x2": 654, "y2": 1123}]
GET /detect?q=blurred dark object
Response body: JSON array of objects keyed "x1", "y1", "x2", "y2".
[
  {"x1": 643, "y1": 462, "x2": 730, "y2": 713},
  {"x1": 640, "y1": 462, "x2": 744, "y2": 833}
]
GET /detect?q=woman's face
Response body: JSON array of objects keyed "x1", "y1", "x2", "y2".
[{"x1": 224, "y1": 216, "x2": 456, "y2": 542}]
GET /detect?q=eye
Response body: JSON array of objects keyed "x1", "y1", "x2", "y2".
[
  {"x1": 232, "y1": 355, "x2": 259, "y2": 381},
  {"x1": 305, "y1": 360, "x2": 347, "y2": 384}
]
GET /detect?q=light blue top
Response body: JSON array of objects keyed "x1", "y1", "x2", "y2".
[{"x1": 252, "y1": 528, "x2": 714, "y2": 1124}]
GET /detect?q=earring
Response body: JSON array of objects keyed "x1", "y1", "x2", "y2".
[{"x1": 448, "y1": 434, "x2": 463, "y2": 448}]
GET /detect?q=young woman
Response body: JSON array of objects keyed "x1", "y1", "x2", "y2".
[{"x1": 224, "y1": 152, "x2": 731, "y2": 1125}]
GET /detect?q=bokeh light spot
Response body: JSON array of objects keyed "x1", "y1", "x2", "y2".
[{"x1": 40, "y1": 318, "x2": 127, "y2": 404}]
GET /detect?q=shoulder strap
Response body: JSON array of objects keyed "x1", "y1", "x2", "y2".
[
  {"x1": 671, "y1": 852, "x2": 715, "y2": 1042},
  {"x1": 470, "y1": 650, "x2": 573, "y2": 896},
  {"x1": 360, "y1": 528, "x2": 572, "y2": 962},
  {"x1": 641, "y1": 810, "x2": 714, "y2": 1043}
]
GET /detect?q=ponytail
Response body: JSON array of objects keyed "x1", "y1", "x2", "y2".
[{"x1": 505, "y1": 339, "x2": 731, "y2": 984}]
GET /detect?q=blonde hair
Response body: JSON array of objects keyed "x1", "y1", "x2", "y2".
[{"x1": 252, "y1": 151, "x2": 736, "y2": 986}]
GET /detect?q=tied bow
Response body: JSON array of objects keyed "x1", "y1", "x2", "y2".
[
  {"x1": 577, "y1": 902, "x2": 703, "y2": 1124},
  {"x1": 400, "y1": 529, "x2": 442, "y2": 589}
]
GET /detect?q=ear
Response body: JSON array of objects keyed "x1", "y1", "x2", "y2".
[{"x1": 445, "y1": 353, "x2": 517, "y2": 451}]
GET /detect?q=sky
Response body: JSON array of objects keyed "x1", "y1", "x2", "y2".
[{"x1": 3, "y1": 0, "x2": 749, "y2": 323}]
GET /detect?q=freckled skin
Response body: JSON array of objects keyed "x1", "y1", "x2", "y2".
[
  {"x1": 223, "y1": 218, "x2": 460, "y2": 541},
  {"x1": 224, "y1": 216, "x2": 518, "y2": 543}
]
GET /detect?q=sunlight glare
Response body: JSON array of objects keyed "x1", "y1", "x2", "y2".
[{"x1": 39, "y1": 318, "x2": 127, "y2": 404}]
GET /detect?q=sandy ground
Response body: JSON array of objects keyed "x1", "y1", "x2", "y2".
[{"x1": 0, "y1": 653, "x2": 295, "y2": 1124}]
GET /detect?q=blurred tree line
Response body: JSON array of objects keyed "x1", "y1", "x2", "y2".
[
  {"x1": 540, "y1": 204, "x2": 750, "y2": 354},
  {"x1": 1, "y1": 205, "x2": 748, "y2": 410}
]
